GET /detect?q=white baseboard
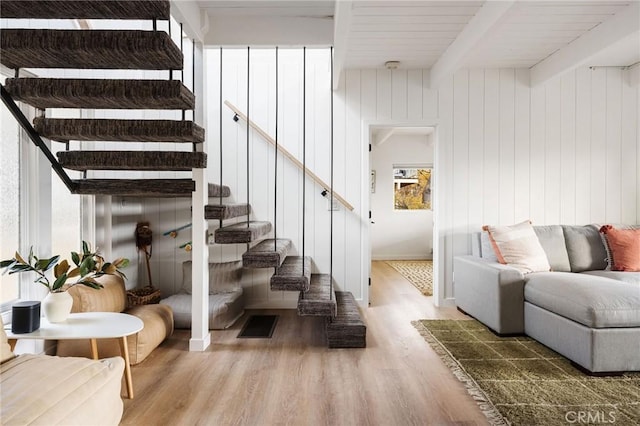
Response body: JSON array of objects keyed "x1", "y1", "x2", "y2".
[
  {"x1": 189, "y1": 334, "x2": 211, "y2": 352},
  {"x1": 437, "y1": 297, "x2": 456, "y2": 308}
]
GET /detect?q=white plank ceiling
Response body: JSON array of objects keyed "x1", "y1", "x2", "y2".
[{"x1": 194, "y1": 0, "x2": 639, "y2": 82}]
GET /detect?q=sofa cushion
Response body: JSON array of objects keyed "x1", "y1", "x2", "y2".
[
  {"x1": 524, "y1": 272, "x2": 640, "y2": 328},
  {"x1": 68, "y1": 274, "x2": 127, "y2": 313},
  {"x1": 182, "y1": 260, "x2": 243, "y2": 295},
  {"x1": 599, "y1": 225, "x2": 640, "y2": 271},
  {"x1": 533, "y1": 225, "x2": 571, "y2": 272},
  {"x1": 562, "y1": 225, "x2": 607, "y2": 272},
  {"x1": 483, "y1": 221, "x2": 550, "y2": 273},
  {"x1": 581, "y1": 270, "x2": 640, "y2": 286},
  {"x1": 161, "y1": 290, "x2": 244, "y2": 330}
]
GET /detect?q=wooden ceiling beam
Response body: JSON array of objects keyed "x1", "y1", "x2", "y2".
[
  {"x1": 530, "y1": 2, "x2": 640, "y2": 87},
  {"x1": 429, "y1": 1, "x2": 515, "y2": 89}
]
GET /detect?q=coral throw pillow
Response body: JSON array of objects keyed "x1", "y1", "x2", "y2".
[
  {"x1": 599, "y1": 225, "x2": 640, "y2": 272},
  {"x1": 482, "y1": 220, "x2": 551, "y2": 274}
]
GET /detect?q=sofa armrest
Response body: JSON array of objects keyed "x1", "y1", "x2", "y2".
[{"x1": 454, "y1": 255, "x2": 525, "y2": 334}]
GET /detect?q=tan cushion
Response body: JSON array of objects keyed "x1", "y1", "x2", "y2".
[
  {"x1": 1, "y1": 354, "x2": 124, "y2": 425},
  {"x1": 182, "y1": 260, "x2": 243, "y2": 294},
  {"x1": 68, "y1": 274, "x2": 126, "y2": 313},
  {"x1": 0, "y1": 316, "x2": 15, "y2": 363},
  {"x1": 57, "y1": 304, "x2": 173, "y2": 365},
  {"x1": 483, "y1": 220, "x2": 551, "y2": 274}
]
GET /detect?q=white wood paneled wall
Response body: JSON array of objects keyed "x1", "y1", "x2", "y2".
[{"x1": 97, "y1": 48, "x2": 639, "y2": 306}]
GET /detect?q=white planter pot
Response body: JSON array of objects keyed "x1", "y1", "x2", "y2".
[{"x1": 42, "y1": 291, "x2": 73, "y2": 323}]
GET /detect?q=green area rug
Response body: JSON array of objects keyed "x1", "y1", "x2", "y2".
[
  {"x1": 413, "y1": 319, "x2": 640, "y2": 426},
  {"x1": 385, "y1": 260, "x2": 432, "y2": 296}
]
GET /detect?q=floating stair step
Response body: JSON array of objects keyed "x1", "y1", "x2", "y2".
[
  {"x1": 71, "y1": 178, "x2": 194, "y2": 197},
  {"x1": 1, "y1": 29, "x2": 182, "y2": 70},
  {"x1": 5, "y1": 78, "x2": 195, "y2": 110},
  {"x1": 270, "y1": 256, "x2": 311, "y2": 292},
  {"x1": 242, "y1": 239, "x2": 292, "y2": 268},
  {"x1": 205, "y1": 203, "x2": 251, "y2": 220},
  {"x1": 214, "y1": 221, "x2": 272, "y2": 244},
  {"x1": 326, "y1": 291, "x2": 366, "y2": 349},
  {"x1": 34, "y1": 118, "x2": 204, "y2": 143},
  {"x1": 209, "y1": 183, "x2": 230, "y2": 198},
  {"x1": 0, "y1": 0, "x2": 170, "y2": 20},
  {"x1": 57, "y1": 151, "x2": 206, "y2": 171},
  {"x1": 298, "y1": 274, "x2": 337, "y2": 317}
]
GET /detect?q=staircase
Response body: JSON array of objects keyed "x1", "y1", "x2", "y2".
[
  {"x1": 0, "y1": 0, "x2": 203, "y2": 197},
  {"x1": 0, "y1": 0, "x2": 365, "y2": 348}
]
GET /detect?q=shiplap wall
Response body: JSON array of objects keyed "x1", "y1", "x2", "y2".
[
  {"x1": 98, "y1": 49, "x2": 639, "y2": 306},
  {"x1": 338, "y1": 65, "x2": 638, "y2": 304}
]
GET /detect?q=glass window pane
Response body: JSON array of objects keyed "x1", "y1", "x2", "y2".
[
  {"x1": 393, "y1": 167, "x2": 432, "y2": 210},
  {"x1": 0, "y1": 73, "x2": 21, "y2": 304}
]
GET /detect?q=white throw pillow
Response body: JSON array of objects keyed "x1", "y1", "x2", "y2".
[
  {"x1": 182, "y1": 260, "x2": 243, "y2": 294},
  {"x1": 483, "y1": 220, "x2": 551, "y2": 274}
]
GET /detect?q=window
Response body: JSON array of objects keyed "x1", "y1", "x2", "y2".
[
  {"x1": 393, "y1": 167, "x2": 432, "y2": 210},
  {"x1": 0, "y1": 71, "x2": 22, "y2": 307}
]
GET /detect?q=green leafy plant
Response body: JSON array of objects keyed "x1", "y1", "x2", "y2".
[{"x1": 0, "y1": 241, "x2": 129, "y2": 293}]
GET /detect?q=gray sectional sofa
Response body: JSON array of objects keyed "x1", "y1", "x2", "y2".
[{"x1": 454, "y1": 224, "x2": 640, "y2": 373}]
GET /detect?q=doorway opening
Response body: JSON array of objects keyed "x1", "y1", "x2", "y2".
[{"x1": 363, "y1": 124, "x2": 441, "y2": 307}]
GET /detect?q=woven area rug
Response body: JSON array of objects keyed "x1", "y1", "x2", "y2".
[
  {"x1": 412, "y1": 319, "x2": 640, "y2": 426},
  {"x1": 385, "y1": 260, "x2": 433, "y2": 296}
]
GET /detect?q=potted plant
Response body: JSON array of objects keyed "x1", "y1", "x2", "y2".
[{"x1": 1, "y1": 241, "x2": 129, "y2": 322}]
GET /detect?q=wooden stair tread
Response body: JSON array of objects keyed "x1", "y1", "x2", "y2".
[
  {"x1": 270, "y1": 256, "x2": 311, "y2": 292},
  {"x1": 298, "y1": 274, "x2": 337, "y2": 317},
  {"x1": 0, "y1": 29, "x2": 182, "y2": 70},
  {"x1": 205, "y1": 203, "x2": 251, "y2": 220},
  {"x1": 208, "y1": 183, "x2": 230, "y2": 198},
  {"x1": 326, "y1": 291, "x2": 366, "y2": 348},
  {"x1": 71, "y1": 178, "x2": 194, "y2": 197},
  {"x1": 57, "y1": 151, "x2": 206, "y2": 171},
  {"x1": 34, "y1": 118, "x2": 204, "y2": 143},
  {"x1": 214, "y1": 221, "x2": 272, "y2": 244},
  {"x1": 5, "y1": 78, "x2": 195, "y2": 110},
  {"x1": 242, "y1": 239, "x2": 292, "y2": 268},
  {"x1": 0, "y1": 0, "x2": 170, "y2": 20}
]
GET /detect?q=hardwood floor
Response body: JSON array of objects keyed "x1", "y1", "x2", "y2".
[{"x1": 121, "y1": 261, "x2": 488, "y2": 425}]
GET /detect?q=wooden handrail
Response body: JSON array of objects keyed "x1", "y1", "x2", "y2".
[{"x1": 225, "y1": 100, "x2": 354, "y2": 211}]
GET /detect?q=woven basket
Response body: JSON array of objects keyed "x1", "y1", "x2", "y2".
[{"x1": 127, "y1": 286, "x2": 161, "y2": 307}]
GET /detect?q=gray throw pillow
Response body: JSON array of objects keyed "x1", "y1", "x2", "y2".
[
  {"x1": 182, "y1": 260, "x2": 243, "y2": 294},
  {"x1": 562, "y1": 225, "x2": 607, "y2": 272},
  {"x1": 533, "y1": 225, "x2": 571, "y2": 272}
]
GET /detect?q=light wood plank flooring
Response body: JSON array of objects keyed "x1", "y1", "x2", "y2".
[{"x1": 121, "y1": 261, "x2": 488, "y2": 425}]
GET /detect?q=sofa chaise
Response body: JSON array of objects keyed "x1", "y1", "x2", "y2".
[{"x1": 454, "y1": 224, "x2": 640, "y2": 373}]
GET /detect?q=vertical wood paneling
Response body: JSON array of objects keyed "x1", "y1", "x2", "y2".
[
  {"x1": 544, "y1": 78, "x2": 561, "y2": 224},
  {"x1": 529, "y1": 84, "x2": 546, "y2": 224},
  {"x1": 499, "y1": 69, "x2": 515, "y2": 225},
  {"x1": 407, "y1": 69, "x2": 423, "y2": 119},
  {"x1": 483, "y1": 70, "x2": 500, "y2": 225},
  {"x1": 513, "y1": 69, "x2": 530, "y2": 222},
  {"x1": 467, "y1": 69, "x2": 485, "y2": 231},
  {"x1": 590, "y1": 69, "x2": 607, "y2": 222},
  {"x1": 621, "y1": 76, "x2": 638, "y2": 224},
  {"x1": 361, "y1": 70, "x2": 377, "y2": 120},
  {"x1": 560, "y1": 73, "x2": 576, "y2": 224},
  {"x1": 391, "y1": 70, "x2": 408, "y2": 119},
  {"x1": 376, "y1": 69, "x2": 392, "y2": 119},
  {"x1": 605, "y1": 69, "x2": 622, "y2": 223},
  {"x1": 423, "y1": 69, "x2": 438, "y2": 119},
  {"x1": 452, "y1": 70, "x2": 469, "y2": 255},
  {"x1": 575, "y1": 67, "x2": 592, "y2": 225}
]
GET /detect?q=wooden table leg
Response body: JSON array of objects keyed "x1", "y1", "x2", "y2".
[
  {"x1": 118, "y1": 336, "x2": 134, "y2": 399},
  {"x1": 8, "y1": 339, "x2": 17, "y2": 352},
  {"x1": 90, "y1": 339, "x2": 99, "y2": 360}
]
